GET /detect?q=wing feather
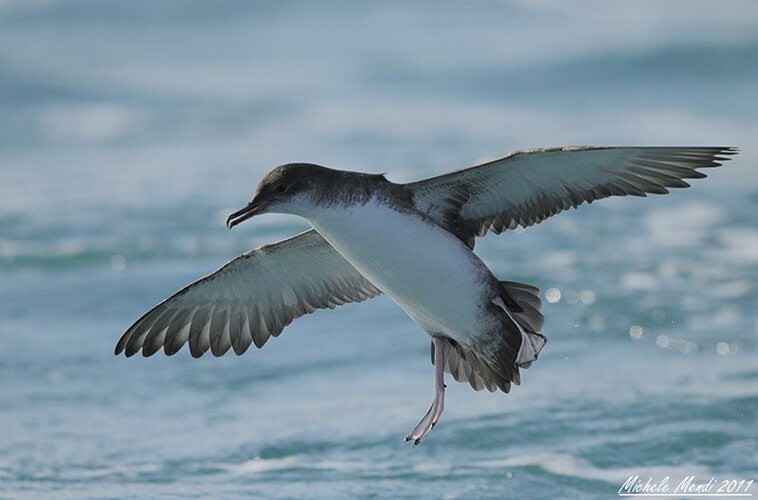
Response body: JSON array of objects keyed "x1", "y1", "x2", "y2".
[
  {"x1": 116, "y1": 229, "x2": 381, "y2": 357},
  {"x1": 406, "y1": 146, "x2": 737, "y2": 243}
]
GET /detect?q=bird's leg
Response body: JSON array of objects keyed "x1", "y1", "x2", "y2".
[{"x1": 405, "y1": 337, "x2": 446, "y2": 446}]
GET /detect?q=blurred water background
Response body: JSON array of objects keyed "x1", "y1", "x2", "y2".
[{"x1": 0, "y1": 1, "x2": 756, "y2": 498}]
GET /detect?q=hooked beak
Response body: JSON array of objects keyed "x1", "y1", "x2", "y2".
[{"x1": 226, "y1": 198, "x2": 268, "y2": 229}]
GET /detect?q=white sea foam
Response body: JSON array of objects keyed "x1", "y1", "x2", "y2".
[
  {"x1": 718, "y1": 228, "x2": 758, "y2": 264},
  {"x1": 687, "y1": 306, "x2": 741, "y2": 333},
  {"x1": 220, "y1": 456, "x2": 300, "y2": 474},
  {"x1": 477, "y1": 452, "x2": 711, "y2": 484},
  {"x1": 645, "y1": 202, "x2": 725, "y2": 248},
  {"x1": 621, "y1": 272, "x2": 658, "y2": 291},
  {"x1": 38, "y1": 103, "x2": 147, "y2": 143},
  {"x1": 712, "y1": 280, "x2": 752, "y2": 299},
  {"x1": 219, "y1": 457, "x2": 386, "y2": 475}
]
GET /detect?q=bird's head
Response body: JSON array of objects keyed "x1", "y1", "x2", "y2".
[{"x1": 226, "y1": 163, "x2": 338, "y2": 228}]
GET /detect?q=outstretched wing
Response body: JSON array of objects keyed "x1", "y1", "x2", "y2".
[
  {"x1": 406, "y1": 146, "x2": 737, "y2": 246},
  {"x1": 115, "y1": 229, "x2": 381, "y2": 358}
]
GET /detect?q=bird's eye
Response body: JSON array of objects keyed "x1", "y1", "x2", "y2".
[{"x1": 276, "y1": 184, "x2": 287, "y2": 194}]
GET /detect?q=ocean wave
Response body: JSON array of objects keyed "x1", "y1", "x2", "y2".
[{"x1": 476, "y1": 452, "x2": 711, "y2": 485}]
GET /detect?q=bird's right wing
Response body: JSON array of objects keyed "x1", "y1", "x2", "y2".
[{"x1": 115, "y1": 229, "x2": 381, "y2": 358}]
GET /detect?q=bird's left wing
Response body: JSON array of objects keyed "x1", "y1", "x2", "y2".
[
  {"x1": 115, "y1": 228, "x2": 381, "y2": 358},
  {"x1": 406, "y1": 146, "x2": 737, "y2": 246}
]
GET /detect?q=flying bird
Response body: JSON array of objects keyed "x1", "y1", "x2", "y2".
[{"x1": 116, "y1": 146, "x2": 736, "y2": 445}]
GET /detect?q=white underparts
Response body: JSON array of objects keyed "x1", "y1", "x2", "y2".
[{"x1": 305, "y1": 197, "x2": 493, "y2": 343}]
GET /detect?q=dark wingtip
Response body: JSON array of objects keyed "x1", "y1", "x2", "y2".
[
  {"x1": 163, "y1": 343, "x2": 183, "y2": 357},
  {"x1": 114, "y1": 334, "x2": 129, "y2": 356},
  {"x1": 707, "y1": 146, "x2": 739, "y2": 168},
  {"x1": 713, "y1": 146, "x2": 739, "y2": 160}
]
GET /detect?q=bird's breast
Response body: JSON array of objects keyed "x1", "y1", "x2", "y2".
[{"x1": 306, "y1": 198, "x2": 494, "y2": 340}]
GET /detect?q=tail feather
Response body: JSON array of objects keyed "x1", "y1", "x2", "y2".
[
  {"x1": 499, "y1": 280, "x2": 544, "y2": 334},
  {"x1": 516, "y1": 330, "x2": 547, "y2": 368},
  {"x1": 430, "y1": 279, "x2": 547, "y2": 394},
  {"x1": 497, "y1": 280, "x2": 546, "y2": 368}
]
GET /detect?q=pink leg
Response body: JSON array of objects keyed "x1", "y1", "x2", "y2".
[{"x1": 405, "y1": 337, "x2": 446, "y2": 446}]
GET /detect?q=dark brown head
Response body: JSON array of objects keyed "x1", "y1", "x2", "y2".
[{"x1": 226, "y1": 163, "x2": 349, "y2": 228}]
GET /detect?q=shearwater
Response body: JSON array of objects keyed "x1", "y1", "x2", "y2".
[{"x1": 116, "y1": 146, "x2": 737, "y2": 445}]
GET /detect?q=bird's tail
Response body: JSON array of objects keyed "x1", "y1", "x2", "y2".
[
  {"x1": 431, "y1": 280, "x2": 546, "y2": 393},
  {"x1": 497, "y1": 280, "x2": 546, "y2": 368}
]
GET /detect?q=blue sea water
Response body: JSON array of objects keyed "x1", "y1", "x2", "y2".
[{"x1": 0, "y1": 1, "x2": 756, "y2": 498}]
